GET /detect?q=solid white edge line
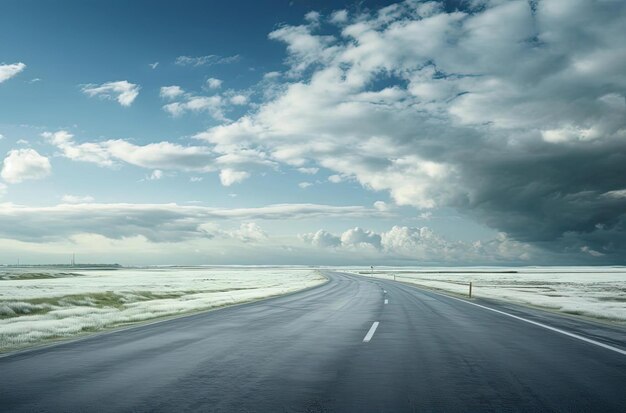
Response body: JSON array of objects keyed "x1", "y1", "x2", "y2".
[
  {"x1": 384, "y1": 299, "x2": 388, "y2": 304},
  {"x1": 434, "y1": 292, "x2": 626, "y2": 357},
  {"x1": 363, "y1": 321, "x2": 380, "y2": 342}
]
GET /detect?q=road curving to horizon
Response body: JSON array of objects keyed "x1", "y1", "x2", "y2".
[{"x1": 1, "y1": 271, "x2": 625, "y2": 412}]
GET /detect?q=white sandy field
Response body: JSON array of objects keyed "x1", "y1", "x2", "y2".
[
  {"x1": 344, "y1": 266, "x2": 626, "y2": 323},
  {"x1": 0, "y1": 266, "x2": 326, "y2": 352}
]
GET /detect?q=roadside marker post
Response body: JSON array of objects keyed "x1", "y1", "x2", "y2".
[{"x1": 469, "y1": 282, "x2": 473, "y2": 298}]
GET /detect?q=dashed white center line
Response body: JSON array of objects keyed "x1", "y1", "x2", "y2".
[
  {"x1": 384, "y1": 299, "x2": 388, "y2": 304},
  {"x1": 363, "y1": 322, "x2": 379, "y2": 342}
]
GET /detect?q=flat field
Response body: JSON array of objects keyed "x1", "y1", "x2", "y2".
[
  {"x1": 0, "y1": 266, "x2": 326, "y2": 352},
  {"x1": 346, "y1": 266, "x2": 626, "y2": 323}
]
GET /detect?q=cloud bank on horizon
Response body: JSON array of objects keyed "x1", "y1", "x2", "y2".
[{"x1": 0, "y1": 0, "x2": 625, "y2": 264}]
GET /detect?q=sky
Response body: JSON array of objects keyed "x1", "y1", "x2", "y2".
[{"x1": 1, "y1": 0, "x2": 625, "y2": 266}]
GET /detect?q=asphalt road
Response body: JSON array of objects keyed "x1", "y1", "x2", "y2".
[{"x1": 1, "y1": 271, "x2": 625, "y2": 412}]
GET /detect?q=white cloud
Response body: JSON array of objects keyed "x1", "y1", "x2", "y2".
[
  {"x1": 263, "y1": 71, "x2": 281, "y2": 80},
  {"x1": 82, "y1": 80, "x2": 140, "y2": 106},
  {"x1": 0, "y1": 202, "x2": 383, "y2": 242},
  {"x1": 61, "y1": 195, "x2": 94, "y2": 203},
  {"x1": 301, "y1": 225, "x2": 536, "y2": 263},
  {"x1": 328, "y1": 175, "x2": 343, "y2": 183},
  {"x1": 602, "y1": 189, "x2": 626, "y2": 199},
  {"x1": 381, "y1": 226, "x2": 445, "y2": 257},
  {"x1": 418, "y1": 211, "x2": 432, "y2": 220},
  {"x1": 219, "y1": 168, "x2": 250, "y2": 186},
  {"x1": 297, "y1": 167, "x2": 319, "y2": 175},
  {"x1": 106, "y1": 140, "x2": 215, "y2": 170},
  {"x1": 160, "y1": 85, "x2": 184, "y2": 100},
  {"x1": 160, "y1": 82, "x2": 252, "y2": 121},
  {"x1": 229, "y1": 222, "x2": 268, "y2": 243},
  {"x1": 581, "y1": 246, "x2": 604, "y2": 257},
  {"x1": 41, "y1": 131, "x2": 277, "y2": 189},
  {"x1": 148, "y1": 170, "x2": 163, "y2": 180},
  {"x1": 305, "y1": 11, "x2": 321, "y2": 23},
  {"x1": 175, "y1": 55, "x2": 240, "y2": 66},
  {"x1": 341, "y1": 227, "x2": 381, "y2": 249},
  {"x1": 42, "y1": 130, "x2": 113, "y2": 166},
  {"x1": 0, "y1": 183, "x2": 6, "y2": 198},
  {"x1": 541, "y1": 126, "x2": 601, "y2": 143},
  {"x1": 0, "y1": 63, "x2": 26, "y2": 83},
  {"x1": 149, "y1": 62, "x2": 159, "y2": 69},
  {"x1": 298, "y1": 181, "x2": 312, "y2": 189},
  {"x1": 163, "y1": 95, "x2": 225, "y2": 119},
  {"x1": 189, "y1": 176, "x2": 203, "y2": 182},
  {"x1": 42, "y1": 130, "x2": 219, "y2": 171},
  {"x1": 268, "y1": 24, "x2": 337, "y2": 75},
  {"x1": 329, "y1": 10, "x2": 348, "y2": 24},
  {"x1": 229, "y1": 94, "x2": 248, "y2": 105},
  {"x1": 206, "y1": 78, "x2": 223, "y2": 89},
  {"x1": 373, "y1": 201, "x2": 391, "y2": 212},
  {"x1": 1, "y1": 149, "x2": 51, "y2": 184},
  {"x1": 299, "y1": 229, "x2": 340, "y2": 248}
]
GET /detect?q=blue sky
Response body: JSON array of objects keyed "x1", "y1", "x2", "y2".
[{"x1": 1, "y1": 0, "x2": 625, "y2": 265}]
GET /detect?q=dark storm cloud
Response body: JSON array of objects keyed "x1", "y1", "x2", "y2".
[{"x1": 455, "y1": 137, "x2": 626, "y2": 261}]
